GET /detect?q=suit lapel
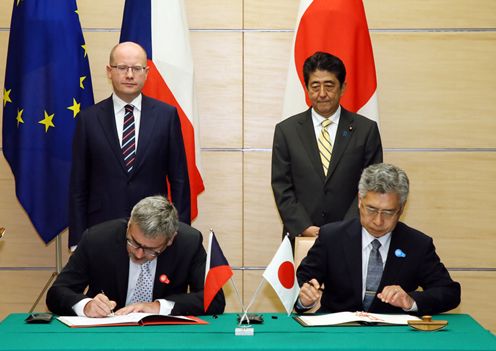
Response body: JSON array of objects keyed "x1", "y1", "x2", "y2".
[
  {"x1": 114, "y1": 230, "x2": 131, "y2": 307},
  {"x1": 380, "y1": 226, "x2": 406, "y2": 286},
  {"x1": 97, "y1": 96, "x2": 129, "y2": 174},
  {"x1": 342, "y1": 219, "x2": 363, "y2": 305},
  {"x1": 297, "y1": 109, "x2": 326, "y2": 182},
  {"x1": 326, "y1": 108, "x2": 355, "y2": 181},
  {"x1": 153, "y1": 240, "x2": 179, "y2": 299},
  {"x1": 133, "y1": 96, "x2": 158, "y2": 176}
]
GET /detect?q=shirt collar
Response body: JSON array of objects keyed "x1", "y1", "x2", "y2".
[
  {"x1": 112, "y1": 93, "x2": 142, "y2": 113},
  {"x1": 361, "y1": 227, "x2": 392, "y2": 250},
  {"x1": 312, "y1": 105, "x2": 341, "y2": 128}
]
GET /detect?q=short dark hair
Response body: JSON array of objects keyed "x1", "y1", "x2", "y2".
[{"x1": 303, "y1": 52, "x2": 346, "y2": 87}]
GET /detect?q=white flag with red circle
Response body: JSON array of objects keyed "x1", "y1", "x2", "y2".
[
  {"x1": 283, "y1": 0, "x2": 379, "y2": 123},
  {"x1": 263, "y1": 237, "x2": 300, "y2": 315}
]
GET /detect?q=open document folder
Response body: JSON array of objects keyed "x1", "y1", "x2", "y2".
[
  {"x1": 57, "y1": 313, "x2": 207, "y2": 328},
  {"x1": 294, "y1": 311, "x2": 421, "y2": 327}
]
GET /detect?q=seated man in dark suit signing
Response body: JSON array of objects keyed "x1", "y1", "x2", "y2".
[
  {"x1": 47, "y1": 196, "x2": 225, "y2": 317},
  {"x1": 296, "y1": 163, "x2": 460, "y2": 315}
]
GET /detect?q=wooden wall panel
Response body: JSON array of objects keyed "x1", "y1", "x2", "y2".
[
  {"x1": 78, "y1": 0, "x2": 124, "y2": 29},
  {"x1": 244, "y1": 32, "x2": 293, "y2": 149},
  {"x1": 193, "y1": 152, "x2": 243, "y2": 267},
  {"x1": 385, "y1": 152, "x2": 496, "y2": 268},
  {"x1": 0, "y1": 2, "x2": 12, "y2": 28},
  {"x1": 185, "y1": 0, "x2": 242, "y2": 29},
  {"x1": 244, "y1": 152, "x2": 282, "y2": 266},
  {"x1": 364, "y1": 0, "x2": 496, "y2": 29},
  {"x1": 244, "y1": 0, "x2": 299, "y2": 29},
  {"x1": 450, "y1": 272, "x2": 496, "y2": 332},
  {"x1": 374, "y1": 32, "x2": 496, "y2": 148},
  {"x1": 0, "y1": 271, "x2": 53, "y2": 316},
  {"x1": 191, "y1": 32, "x2": 243, "y2": 149}
]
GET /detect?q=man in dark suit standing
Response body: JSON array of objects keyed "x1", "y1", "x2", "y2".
[
  {"x1": 272, "y1": 52, "x2": 382, "y2": 242},
  {"x1": 296, "y1": 163, "x2": 461, "y2": 315},
  {"x1": 47, "y1": 196, "x2": 225, "y2": 317},
  {"x1": 69, "y1": 41, "x2": 190, "y2": 246}
]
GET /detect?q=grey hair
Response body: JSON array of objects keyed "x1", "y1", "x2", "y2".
[
  {"x1": 358, "y1": 163, "x2": 409, "y2": 206},
  {"x1": 130, "y1": 195, "x2": 179, "y2": 241}
]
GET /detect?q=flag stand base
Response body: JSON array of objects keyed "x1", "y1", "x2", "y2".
[
  {"x1": 235, "y1": 326, "x2": 254, "y2": 336},
  {"x1": 29, "y1": 235, "x2": 63, "y2": 313}
]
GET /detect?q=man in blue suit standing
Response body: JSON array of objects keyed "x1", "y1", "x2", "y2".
[{"x1": 69, "y1": 41, "x2": 190, "y2": 246}]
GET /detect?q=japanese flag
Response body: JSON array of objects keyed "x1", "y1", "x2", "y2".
[
  {"x1": 283, "y1": 0, "x2": 379, "y2": 123},
  {"x1": 263, "y1": 237, "x2": 300, "y2": 315}
]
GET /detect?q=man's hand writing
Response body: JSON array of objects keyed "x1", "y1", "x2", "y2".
[
  {"x1": 298, "y1": 278, "x2": 322, "y2": 308},
  {"x1": 84, "y1": 293, "x2": 117, "y2": 317}
]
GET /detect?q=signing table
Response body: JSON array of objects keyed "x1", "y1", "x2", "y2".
[{"x1": 0, "y1": 313, "x2": 495, "y2": 351}]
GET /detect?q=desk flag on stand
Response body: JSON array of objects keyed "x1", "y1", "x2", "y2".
[
  {"x1": 204, "y1": 230, "x2": 233, "y2": 312},
  {"x1": 263, "y1": 236, "x2": 300, "y2": 315},
  {"x1": 2, "y1": 1, "x2": 94, "y2": 244},
  {"x1": 119, "y1": 0, "x2": 205, "y2": 221},
  {"x1": 283, "y1": 0, "x2": 379, "y2": 123}
]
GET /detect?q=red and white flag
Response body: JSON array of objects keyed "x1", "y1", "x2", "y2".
[
  {"x1": 283, "y1": 0, "x2": 379, "y2": 123},
  {"x1": 120, "y1": 0, "x2": 204, "y2": 220},
  {"x1": 263, "y1": 237, "x2": 300, "y2": 315}
]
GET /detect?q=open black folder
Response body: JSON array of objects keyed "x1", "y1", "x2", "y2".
[
  {"x1": 294, "y1": 311, "x2": 420, "y2": 327},
  {"x1": 57, "y1": 313, "x2": 207, "y2": 328}
]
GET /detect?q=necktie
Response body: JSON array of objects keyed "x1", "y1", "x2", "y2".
[
  {"x1": 130, "y1": 261, "x2": 153, "y2": 304},
  {"x1": 318, "y1": 119, "x2": 332, "y2": 175},
  {"x1": 363, "y1": 239, "x2": 383, "y2": 311},
  {"x1": 122, "y1": 104, "x2": 136, "y2": 173}
]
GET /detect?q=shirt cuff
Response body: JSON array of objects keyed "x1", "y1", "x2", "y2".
[
  {"x1": 296, "y1": 297, "x2": 316, "y2": 311},
  {"x1": 403, "y1": 300, "x2": 418, "y2": 312},
  {"x1": 72, "y1": 298, "x2": 92, "y2": 316},
  {"x1": 157, "y1": 299, "x2": 175, "y2": 315}
]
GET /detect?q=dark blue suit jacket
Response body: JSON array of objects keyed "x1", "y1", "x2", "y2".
[
  {"x1": 296, "y1": 218, "x2": 461, "y2": 315},
  {"x1": 47, "y1": 218, "x2": 225, "y2": 316},
  {"x1": 69, "y1": 95, "x2": 190, "y2": 246}
]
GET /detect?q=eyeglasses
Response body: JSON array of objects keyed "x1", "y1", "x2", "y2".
[
  {"x1": 361, "y1": 204, "x2": 400, "y2": 219},
  {"x1": 110, "y1": 65, "x2": 148, "y2": 74},
  {"x1": 126, "y1": 234, "x2": 164, "y2": 258}
]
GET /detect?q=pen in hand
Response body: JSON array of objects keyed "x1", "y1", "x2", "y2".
[
  {"x1": 306, "y1": 280, "x2": 324, "y2": 291},
  {"x1": 100, "y1": 290, "x2": 115, "y2": 317}
]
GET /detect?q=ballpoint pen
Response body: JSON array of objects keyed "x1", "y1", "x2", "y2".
[{"x1": 101, "y1": 290, "x2": 115, "y2": 316}]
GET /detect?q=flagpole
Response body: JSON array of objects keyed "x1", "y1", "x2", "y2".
[
  {"x1": 238, "y1": 278, "x2": 265, "y2": 326},
  {"x1": 29, "y1": 235, "x2": 63, "y2": 313}
]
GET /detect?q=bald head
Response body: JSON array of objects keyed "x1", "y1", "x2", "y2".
[{"x1": 109, "y1": 41, "x2": 147, "y2": 66}]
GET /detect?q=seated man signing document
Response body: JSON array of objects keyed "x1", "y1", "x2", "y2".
[
  {"x1": 296, "y1": 163, "x2": 460, "y2": 315},
  {"x1": 47, "y1": 196, "x2": 225, "y2": 317}
]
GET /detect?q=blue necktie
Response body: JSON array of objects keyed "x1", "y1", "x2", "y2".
[{"x1": 363, "y1": 239, "x2": 383, "y2": 311}]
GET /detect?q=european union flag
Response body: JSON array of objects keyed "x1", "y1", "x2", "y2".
[{"x1": 2, "y1": 1, "x2": 94, "y2": 244}]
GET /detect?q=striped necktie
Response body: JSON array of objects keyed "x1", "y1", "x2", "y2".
[
  {"x1": 318, "y1": 119, "x2": 332, "y2": 175},
  {"x1": 122, "y1": 104, "x2": 136, "y2": 173},
  {"x1": 363, "y1": 239, "x2": 383, "y2": 311}
]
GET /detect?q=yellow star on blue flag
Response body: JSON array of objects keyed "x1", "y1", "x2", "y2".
[{"x1": 2, "y1": 0, "x2": 94, "y2": 244}]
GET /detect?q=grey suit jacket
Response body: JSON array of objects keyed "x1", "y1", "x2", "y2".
[
  {"x1": 271, "y1": 107, "x2": 382, "y2": 239},
  {"x1": 47, "y1": 218, "x2": 225, "y2": 316},
  {"x1": 296, "y1": 218, "x2": 461, "y2": 315}
]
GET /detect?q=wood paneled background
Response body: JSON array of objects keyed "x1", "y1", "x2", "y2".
[{"x1": 1, "y1": 0, "x2": 495, "y2": 332}]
